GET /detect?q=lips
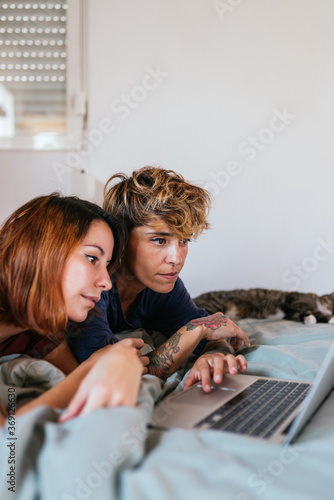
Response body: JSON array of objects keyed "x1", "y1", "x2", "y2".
[
  {"x1": 81, "y1": 295, "x2": 100, "y2": 308},
  {"x1": 158, "y1": 272, "x2": 178, "y2": 280}
]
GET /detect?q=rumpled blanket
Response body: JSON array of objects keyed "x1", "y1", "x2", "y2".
[{"x1": 0, "y1": 319, "x2": 333, "y2": 500}]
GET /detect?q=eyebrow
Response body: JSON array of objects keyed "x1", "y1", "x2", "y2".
[
  {"x1": 145, "y1": 231, "x2": 174, "y2": 237},
  {"x1": 83, "y1": 244, "x2": 105, "y2": 255},
  {"x1": 84, "y1": 244, "x2": 113, "y2": 264}
]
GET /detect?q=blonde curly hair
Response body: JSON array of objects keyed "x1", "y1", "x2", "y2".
[{"x1": 103, "y1": 166, "x2": 211, "y2": 240}]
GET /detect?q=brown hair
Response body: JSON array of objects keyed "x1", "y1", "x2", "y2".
[
  {"x1": 103, "y1": 166, "x2": 211, "y2": 239},
  {"x1": 0, "y1": 194, "x2": 127, "y2": 335}
]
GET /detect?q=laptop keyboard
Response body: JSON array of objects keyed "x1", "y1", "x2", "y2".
[{"x1": 195, "y1": 379, "x2": 311, "y2": 438}]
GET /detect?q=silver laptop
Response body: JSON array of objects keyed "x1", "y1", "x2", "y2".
[{"x1": 152, "y1": 341, "x2": 334, "y2": 444}]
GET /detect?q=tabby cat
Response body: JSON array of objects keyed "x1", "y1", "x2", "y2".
[{"x1": 193, "y1": 288, "x2": 334, "y2": 325}]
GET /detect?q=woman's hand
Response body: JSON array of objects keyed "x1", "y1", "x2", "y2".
[
  {"x1": 185, "y1": 312, "x2": 250, "y2": 350},
  {"x1": 147, "y1": 314, "x2": 250, "y2": 380},
  {"x1": 59, "y1": 343, "x2": 143, "y2": 423},
  {"x1": 117, "y1": 338, "x2": 150, "y2": 374},
  {"x1": 184, "y1": 352, "x2": 248, "y2": 393}
]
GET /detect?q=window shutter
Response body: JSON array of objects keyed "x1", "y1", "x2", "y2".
[{"x1": 0, "y1": 0, "x2": 84, "y2": 149}]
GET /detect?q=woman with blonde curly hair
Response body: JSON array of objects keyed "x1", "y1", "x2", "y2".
[{"x1": 69, "y1": 167, "x2": 249, "y2": 394}]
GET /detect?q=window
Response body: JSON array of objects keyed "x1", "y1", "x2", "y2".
[{"x1": 0, "y1": 0, "x2": 85, "y2": 150}]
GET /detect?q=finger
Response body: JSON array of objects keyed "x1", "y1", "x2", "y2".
[
  {"x1": 230, "y1": 336, "x2": 242, "y2": 350},
  {"x1": 184, "y1": 367, "x2": 200, "y2": 389},
  {"x1": 129, "y1": 346, "x2": 146, "y2": 359},
  {"x1": 197, "y1": 363, "x2": 212, "y2": 393},
  {"x1": 78, "y1": 386, "x2": 111, "y2": 417},
  {"x1": 139, "y1": 355, "x2": 150, "y2": 366},
  {"x1": 59, "y1": 389, "x2": 86, "y2": 422},
  {"x1": 130, "y1": 347, "x2": 141, "y2": 356},
  {"x1": 236, "y1": 354, "x2": 248, "y2": 372},
  {"x1": 109, "y1": 379, "x2": 142, "y2": 407},
  {"x1": 224, "y1": 355, "x2": 239, "y2": 375},
  {"x1": 226, "y1": 323, "x2": 250, "y2": 348},
  {"x1": 212, "y1": 355, "x2": 225, "y2": 384},
  {"x1": 130, "y1": 338, "x2": 145, "y2": 349},
  {"x1": 142, "y1": 366, "x2": 148, "y2": 375},
  {"x1": 118, "y1": 338, "x2": 145, "y2": 349},
  {"x1": 232, "y1": 330, "x2": 250, "y2": 348},
  {"x1": 117, "y1": 338, "x2": 132, "y2": 347},
  {"x1": 237, "y1": 329, "x2": 250, "y2": 347}
]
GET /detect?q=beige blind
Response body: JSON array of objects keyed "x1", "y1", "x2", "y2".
[{"x1": 0, "y1": 1, "x2": 68, "y2": 137}]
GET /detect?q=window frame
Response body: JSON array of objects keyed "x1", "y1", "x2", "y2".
[{"x1": 0, "y1": 0, "x2": 86, "y2": 151}]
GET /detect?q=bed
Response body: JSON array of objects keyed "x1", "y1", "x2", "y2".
[{"x1": 0, "y1": 317, "x2": 333, "y2": 500}]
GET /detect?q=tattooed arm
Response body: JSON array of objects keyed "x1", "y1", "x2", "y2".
[{"x1": 147, "y1": 312, "x2": 250, "y2": 380}]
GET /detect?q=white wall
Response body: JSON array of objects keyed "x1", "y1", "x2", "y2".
[
  {"x1": 0, "y1": 0, "x2": 333, "y2": 298},
  {"x1": 0, "y1": 152, "x2": 73, "y2": 221}
]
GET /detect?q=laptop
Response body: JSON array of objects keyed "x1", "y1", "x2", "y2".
[{"x1": 152, "y1": 341, "x2": 334, "y2": 444}]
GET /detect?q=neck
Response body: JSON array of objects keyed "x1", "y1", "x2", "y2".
[
  {"x1": 115, "y1": 266, "x2": 145, "y2": 305},
  {"x1": 0, "y1": 323, "x2": 26, "y2": 342}
]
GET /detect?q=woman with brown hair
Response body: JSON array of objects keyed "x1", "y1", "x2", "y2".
[
  {"x1": 0, "y1": 193, "x2": 146, "y2": 424},
  {"x1": 69, "y1": 167, "x2": 249, "y2": 394}
]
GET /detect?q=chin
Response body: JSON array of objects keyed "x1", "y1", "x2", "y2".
[
  {"x1": 68, "y1": 310, "x2": 89, "y2": 323},
  {"x1": 154, "y1": 282, "x2": 176, "y2": 294}
]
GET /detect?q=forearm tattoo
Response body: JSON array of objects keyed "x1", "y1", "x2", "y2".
[
  {"x1": 148, "y1": 332, "x2": 182, "y2": 380},
  {"x1": 185, "y1": 315, "x2": 229, "y2": 331}
]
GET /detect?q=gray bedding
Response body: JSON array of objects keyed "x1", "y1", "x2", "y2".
[{"x1": 0, "y1": 319, "x2": 333, "y2": 500}]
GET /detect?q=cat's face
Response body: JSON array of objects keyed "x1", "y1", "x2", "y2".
[{"x1": 320, "y1": 292, "x2": 334, "y2": 311}]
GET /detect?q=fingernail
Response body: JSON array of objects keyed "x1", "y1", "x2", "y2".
[{"x1": 59, "y1": 410, "x2": 69, "y2": 422}]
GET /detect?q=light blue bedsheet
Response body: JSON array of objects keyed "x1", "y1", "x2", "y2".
[{"x1": 0, "y1": 319, "x2": 333, "y2": 500}]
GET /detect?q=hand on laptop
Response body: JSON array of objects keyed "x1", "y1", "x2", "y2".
[{"x1": 183, "y1": 352, "x2": 248, "y2": 393}]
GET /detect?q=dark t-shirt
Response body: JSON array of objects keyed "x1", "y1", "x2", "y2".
[{"x1": 69, "y1": 277, "x2": 208, "y2": 362}]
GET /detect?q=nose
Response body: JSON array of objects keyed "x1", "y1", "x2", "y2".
[
  {"x1": 165, "y1": 242, "x2": 183, "y2": 266},
  {"x1": 96, "y1": 268, "x2": 112, "y2": 291}
]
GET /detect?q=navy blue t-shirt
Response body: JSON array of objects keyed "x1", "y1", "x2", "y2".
[{"x1": 69, "y1": 276, "x2": 208, "y2": 362}]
